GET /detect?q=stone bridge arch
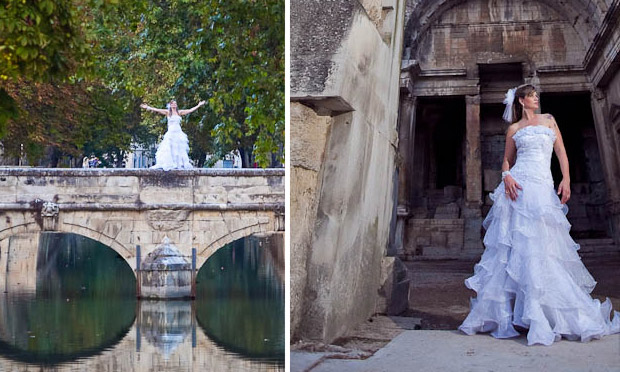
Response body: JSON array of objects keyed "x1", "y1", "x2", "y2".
[
  {"x1": 0, "y1": 214, "x2": 135, "y2": 269},
  {"x1": 196, "y1": 219, "x2": 275, "y2": 270},
  {"x1": 0, "y1": 168, "x2": 284, "y2": 285}
]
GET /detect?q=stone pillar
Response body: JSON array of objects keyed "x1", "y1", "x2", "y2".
[
  {"x1": 590, "y1": 89, "x2": 620, "y2": 245},
  {"x1": 140, "y1": 237, "x2": 193, "y2": 299},
  {"x1": 465, "y1": 95, "x2": 482, "y2": 207},
  {"x1": 397, "y1": 95, "x2": 417, "y2": 206},
  {"x1": 393, "y1": 95, "x2": 417, "y2": 257},
  {"x1": 463, "y1": 95, "x2": 483, "y2": 256}
]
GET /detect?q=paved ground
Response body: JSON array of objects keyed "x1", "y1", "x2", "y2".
[
  {"x1": 292, "y1": 255, "x2": 620, "y2": 371},
  {"x1": 293, "y1": 331, "x2": 620, "y2": 372},
  {"x1": 405, "y1": 255, "x2": 620, "y2": 330}
]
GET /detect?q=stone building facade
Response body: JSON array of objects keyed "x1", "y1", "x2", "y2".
[
  {"x1": 397, "y1": 0, "x2": 620, "y2": 261},
  {"x1": 291, "y1": 0, "x2": 620, "y2": 343}
]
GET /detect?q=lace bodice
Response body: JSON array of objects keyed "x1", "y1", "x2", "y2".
[{"x1": 509, "y1": 125, "x2": 556, "y2": 186}]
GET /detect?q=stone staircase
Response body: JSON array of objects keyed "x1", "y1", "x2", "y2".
[{"x1": 576, "y1": 238, "x2": 619, "y2": 257}]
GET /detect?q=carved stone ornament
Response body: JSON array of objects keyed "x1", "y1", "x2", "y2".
[
  {"x1": 41, "y1": 202, "x2": 59, "y2": 217},
  {"x1": 147, "y1": 210, "x2": 190, "y2": 231}
]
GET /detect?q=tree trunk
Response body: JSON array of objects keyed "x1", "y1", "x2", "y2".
[{"x1": 238, "y1": 147, "x2": 253, "y2": 168}]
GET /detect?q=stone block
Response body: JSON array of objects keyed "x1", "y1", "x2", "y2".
[
  {"x1": 193, "y1": 186, "x2": 228, "y2": 204},
  {"x1": 447, "y1": 230, "x2": 464, "y2": 248},
  {"x1": 376, "y1": 256, "x2": 410, "y2": 315},
  {"x1": 100, "y1": 176, "x2": 139, "y2": 189},
  {"x1": 140, "y1": 188, "x2": 193, "y2": 204},
  {"x1": 430, "y1": 231, "x2": 447, "y2": 247},
  {"x1": 416, "y1": 236, "x2": 431, "y2": 246},
  {"x1": 131, "y1": 230, "x2": 153, "y2": 246},
  {"x1": 434, "y1": 202, "x2": 460, "y2": 219},
  {"x1": 102, "y1": 221, "x2": 124, "y2": 239}
]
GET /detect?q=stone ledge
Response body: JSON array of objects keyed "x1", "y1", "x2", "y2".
[
  {"x1": 290, "y1": 95, "x2": 355, "y2": 116},
  {"x1": 0, "y1": 202, "x2": 285, "y2": 212},
  {"x1": 0, "y1": 167, "x2": 284, "y2": 177}
]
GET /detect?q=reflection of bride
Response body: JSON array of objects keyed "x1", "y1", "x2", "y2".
[{"x1": 140, "y1": 99, "x2": 205, "y2": 170}]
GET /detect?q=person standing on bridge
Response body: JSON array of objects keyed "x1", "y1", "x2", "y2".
[
  {"x1": 458, "y1": 84, "x2": 620, "y2": 345},
  {"x1": 140, "y1": 99, "x2": 205, "y2": 170}
]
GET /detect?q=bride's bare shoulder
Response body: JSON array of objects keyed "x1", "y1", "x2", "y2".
[
  {"x1": 506, "y1": 123, "x2": 520, "y2": 136},
  {"x1": 540, "y1": 113, "x2": 558, "y2": 129}
]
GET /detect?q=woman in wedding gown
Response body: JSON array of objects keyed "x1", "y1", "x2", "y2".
[
  {"x1": 458, "y1": 84, "x2": 620, "y2": 345},
  {"x1": 140, "y1": 99, "x2": 205, "y2": 169}
]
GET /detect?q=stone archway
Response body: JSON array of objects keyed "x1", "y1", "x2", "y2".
[{"x1": 396, "y1": 0, "x2": 620, "y2": 260}]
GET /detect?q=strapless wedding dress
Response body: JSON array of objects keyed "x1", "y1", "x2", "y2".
[
  {"x1": 459, "y1": 125, "x2": 620, "y2": 345},
  {"x1": 152, "y1": 114, "x2": 193, "y2": 170}
]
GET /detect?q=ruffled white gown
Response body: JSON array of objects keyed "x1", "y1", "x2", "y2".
[
  {"x1": 152, "y1": 114, "x2": 193, "y2": 170},
  {"x1": 459, "y1": 125, "x2": 620, "y2": 345}
]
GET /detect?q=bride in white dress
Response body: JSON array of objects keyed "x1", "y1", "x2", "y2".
[
  {"x1": 459, "y1": 84, "x2": 620, "y2": 345},
  {"x1": 140, "y1": 99, "x2": 205, "y2": 170}
]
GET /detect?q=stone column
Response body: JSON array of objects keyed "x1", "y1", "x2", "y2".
[
  {"x1": 394, "y1": 95, "x2": 417, "y2": 257},
  {"x1": 590, "y1": 89, "x2": 620, "y2": 245},
  {"x1": 463, "y1": 95, "x2": 483, "y2": 256},
  {"x1": 465, "y1": 95, "x2": 482, "y2": 207},
  {"x1": 397, "y1": 95, "x2": 417, "y2": 206}
]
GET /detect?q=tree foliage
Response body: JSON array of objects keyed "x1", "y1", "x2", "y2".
[{"x1": 0, "y1": 0, "x2": 284, "y2": 167}]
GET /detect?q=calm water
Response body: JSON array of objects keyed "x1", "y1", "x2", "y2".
[{"x1": 0, "y1": 233, "x2": 284, "y2": 371}]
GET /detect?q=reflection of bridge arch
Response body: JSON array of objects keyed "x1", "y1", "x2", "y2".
[
  {"x1": 195, "y1": 236, "x2": 285, "y2": 361},
  {"x1": 0, "y1": 308, "x2": 283, "y2": 370},
  {"x1": 0, "y1": 326, "x2": 133, "y2": 366},
  {"x1": 195, "y1": 317, "x2": 285, "y2": 362},
  {"x1": 0, "y1": 293, "x2": 135, "y2": 365}
]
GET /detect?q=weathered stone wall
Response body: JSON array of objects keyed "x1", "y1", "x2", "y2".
[
  {"x1": 0, "y1": 233, "x2": 40, "y2": 292},
  {"x1": 0, "y1": 169, "x2": 284, "y2": 272},
  {"x1": 290, "y1": 103, "x2": 331, "y2": 339},
  {"x1": 414, "y1": 0, "x2": 585, "y2": 71},
  {"x1": 403, "y1": 219, "x2": 464, "y2": 260},
  {"x1": 291, "y1": 0, "x2": 406, "y2": 342}
]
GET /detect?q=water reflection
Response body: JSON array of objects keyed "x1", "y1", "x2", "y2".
[
  {"x1": 0, "y1": 294, "x2": 134, "y2": 364},
  {"x1": 196, "y1": 236, "x2": 285, "y2": 361},
  {"x1": 0, "y1": 233, "x2": 284, "y2": 371}
]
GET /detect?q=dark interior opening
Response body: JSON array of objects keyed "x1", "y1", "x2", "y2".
[
  {"x1": 541, "y1": 92, "x2": 608, "y2": 238},
  {"x1": 412, "y1": 97, "x2": 466, "y2": 211}
]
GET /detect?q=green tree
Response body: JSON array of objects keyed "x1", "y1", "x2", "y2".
[
  {"x1": 94, "y1": 0, "x2": 284, "y2": 167},
  {"x1": 0, "y1": 0, "x2": 284, "y2": 168}
]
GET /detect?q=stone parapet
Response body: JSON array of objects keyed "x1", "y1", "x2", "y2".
[{"x1": 0, "y1": 168, "x2": 284, "y2": 208}]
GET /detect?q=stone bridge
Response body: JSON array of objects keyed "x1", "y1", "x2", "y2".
[{"x1": 0, "y1": 168, "x2": 284, "y2": 279}]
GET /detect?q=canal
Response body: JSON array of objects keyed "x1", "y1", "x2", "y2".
[{"x1": 0, "y1": 233, "x2": 284, "y2": 371}]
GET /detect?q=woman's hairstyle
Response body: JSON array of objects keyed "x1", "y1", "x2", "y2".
[
  {"x1": 502, "y1": 84, "x2": 537, "y2": 123},
  {"x1": 167, "y1": 99, "x2": 177, "y2": 115}
]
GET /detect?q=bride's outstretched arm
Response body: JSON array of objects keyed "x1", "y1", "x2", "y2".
[
  {"x1": 548, "y1": 114, "x2": 571, "y2": 204},
  {"x1": 179, "y1": 101, "x2": 206, "y2": 116},
  {"x1": 140, "y1": 103, "x2": 169, "y2": 116}
]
